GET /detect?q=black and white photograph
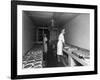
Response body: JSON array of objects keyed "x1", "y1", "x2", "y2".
[
  {"x1": 22, "y1": 11, "x2": 90, "y2": 69},
  {"x1": 11, "y1": 1, "x2": 97, "y2": 79}
]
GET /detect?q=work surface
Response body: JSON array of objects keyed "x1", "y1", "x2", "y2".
[{"x1": 63, "y1": 45, "x2": 90, "y2": 66}]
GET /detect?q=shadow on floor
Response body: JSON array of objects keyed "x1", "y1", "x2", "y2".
[{"x1": 44, "y1": 45, "x2": 66, "y2": 68}]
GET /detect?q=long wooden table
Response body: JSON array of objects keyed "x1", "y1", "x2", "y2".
[{"x1": 63, "y1": 48, "x2": 89, "y2": 66}]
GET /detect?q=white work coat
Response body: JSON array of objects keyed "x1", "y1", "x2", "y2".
[
  {"x1": 43, "y1": 37, "x2": 48, "y2": 53},
  {"x1": 57, "y1": 33, "x2": 65, "y2": 55}
]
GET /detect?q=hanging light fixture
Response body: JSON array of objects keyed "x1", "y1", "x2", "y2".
[
  {"x1": 51, "y1": 18, "x2": 54, "y2": 27},
  {"x1": 48, "y1": 12, "x2": 55, "y2": 31}
]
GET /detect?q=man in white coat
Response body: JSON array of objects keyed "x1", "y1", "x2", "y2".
[
  {"x1": 43, "y1": 34, "x2": 48, "y2": 67},
  {"x1": 57, "y1": 29, "x2": 67, "y2": 66}
]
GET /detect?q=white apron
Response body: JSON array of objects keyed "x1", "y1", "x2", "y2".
[
  {"x1": 57, "y1": 33, "x2": 65, "y2": 55},
  {"x1": 43, "y1": 37, "x2": 48, "y2": 53}
]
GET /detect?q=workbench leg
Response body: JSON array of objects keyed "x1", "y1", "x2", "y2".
[{"x1": 68, "y1": 55, "x2": 75, "y2": 67}]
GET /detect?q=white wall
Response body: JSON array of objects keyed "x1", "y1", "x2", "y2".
[
  {"x1": 65, "y1": 14, "x2": 90, "y2": 50},
  {"x1": 23, "y1": 12, "x2": 36, "y2": 55}
]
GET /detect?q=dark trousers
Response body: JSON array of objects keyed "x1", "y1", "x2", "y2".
[
  {"x1": 43, "y1": 52, "x2": 47, "y2": 67},
  {"x1": 57, "y1": 55, "x2": 68, "y2": 66}
]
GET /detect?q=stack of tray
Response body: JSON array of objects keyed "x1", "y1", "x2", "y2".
[{"x1": 23, "y1": 47, "x2": 43, "y2": 69}]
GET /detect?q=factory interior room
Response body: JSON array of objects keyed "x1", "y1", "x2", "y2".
[{"x1": 22, "y1": 11, "x2": 90, "y2": 68}]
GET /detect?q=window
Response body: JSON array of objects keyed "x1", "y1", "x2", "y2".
[{"x1": 37, "y1": 27, "x2": 49, "y2": 43}]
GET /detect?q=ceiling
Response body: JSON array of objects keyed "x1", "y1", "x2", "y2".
[{"x1": 24, "y1": 11, "x2": 80, "y2": 27}]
